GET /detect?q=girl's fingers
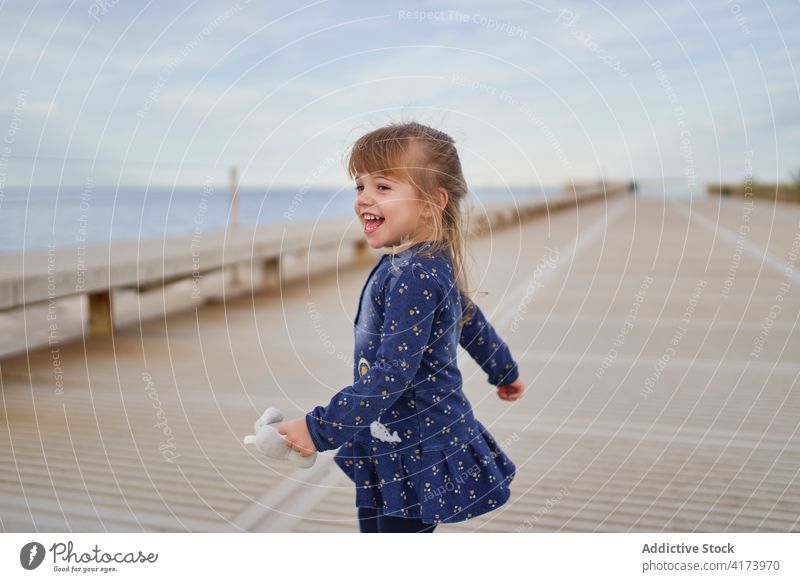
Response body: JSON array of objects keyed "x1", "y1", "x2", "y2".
[
  {"x1": 498, "y1": 388, "x2": 522, "y2": 400},
  {"x1": 291, "y1": 442, "x2": 313, "y2": 456}
]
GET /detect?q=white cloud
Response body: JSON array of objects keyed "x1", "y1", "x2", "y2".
[{"x1": 0, "y1": 0, "x2": 796, "y2": 188}]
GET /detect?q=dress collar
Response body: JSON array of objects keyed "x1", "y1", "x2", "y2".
[{"x1": 385, "y1": 240, "x2": 446, "y2": 265}]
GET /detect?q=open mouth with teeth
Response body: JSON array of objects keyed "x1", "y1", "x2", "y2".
[{"x1": 362, "y1": 212, "x2": 385, "y2": 234}]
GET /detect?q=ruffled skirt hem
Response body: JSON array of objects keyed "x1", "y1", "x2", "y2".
[{"x1": 335, "y1": 422, "x2": 516, "y2": 524}]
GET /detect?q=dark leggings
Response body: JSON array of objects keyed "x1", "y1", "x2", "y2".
[{"x1": 358, "y1": 506, "x2": 437, "y2": 533}]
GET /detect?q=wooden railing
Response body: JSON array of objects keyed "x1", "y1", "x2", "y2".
[{"x1": 0, "y1": 183, "x2": 630, "y2": 336}]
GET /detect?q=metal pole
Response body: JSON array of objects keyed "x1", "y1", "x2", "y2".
[
  {"x1": 228, "y1": 165, "x2": 241, "y2": 289},
  {"x1": 229, "y1": 165, "x2": 238, "y2": 228}
]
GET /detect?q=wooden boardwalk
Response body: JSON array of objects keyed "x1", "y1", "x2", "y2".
[{"x1": 1, "y1": 194, "x2": 799, "y2": 532}]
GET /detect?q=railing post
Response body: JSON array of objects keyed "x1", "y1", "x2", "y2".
[
  {"x1": 88, "y1": 290, "x2": 113, "y2": 336},
  {"x1": 262, "y1": 256, "x2": 281, "y2": 290},
  {"x1": 354, "y1": 239, "x2": 370, "y2": 262}
]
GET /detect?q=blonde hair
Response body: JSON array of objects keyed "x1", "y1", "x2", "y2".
[{"x1": 346, "y1": 121, "x2": 475, "y2": 323}]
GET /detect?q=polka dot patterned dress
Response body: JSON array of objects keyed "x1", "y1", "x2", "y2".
[{"x1": 306, "y1": 242, "x2": 520, "y2": 525}]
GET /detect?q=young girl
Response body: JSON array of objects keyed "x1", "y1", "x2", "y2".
[{"x1": 278, "y1": 121, "x2": 524, "y2": 533}]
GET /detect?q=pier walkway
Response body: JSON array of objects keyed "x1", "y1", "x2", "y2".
[{"x1": 1, "y1": 193, "x2": 798, "y2": 532}]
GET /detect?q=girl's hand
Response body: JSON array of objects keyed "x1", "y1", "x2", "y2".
[
  {"x1": 276, "y1": 418, "x2": 317, "y2": 457},
  {"x1": 497, "y1": 378, "x2": 524, "y2": 401}
]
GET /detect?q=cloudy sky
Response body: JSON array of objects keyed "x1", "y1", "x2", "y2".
[{"x1": 0, "y1": 0, "x2": 798, "y2": 192}]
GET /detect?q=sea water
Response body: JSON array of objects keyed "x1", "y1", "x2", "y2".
[{"x1": 0, "y1": 184, "x2": 552, "y2": 254}]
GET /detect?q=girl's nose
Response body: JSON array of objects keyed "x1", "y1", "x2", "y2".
[{"x1": 356, "y1": 186, "x2": 375, "y2": 208}]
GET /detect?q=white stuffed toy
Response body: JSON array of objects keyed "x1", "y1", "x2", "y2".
[{"x1": 243, "y1": 407, "x2": 317, "y2": 468}]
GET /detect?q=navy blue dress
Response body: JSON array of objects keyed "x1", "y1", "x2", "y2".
[{"x1": 305, "y1": 242, "x2": 520, "y2": 524}]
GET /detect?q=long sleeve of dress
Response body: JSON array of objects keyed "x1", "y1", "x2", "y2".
[
  {"x1": 305, "y1": 264, "x2": 442, "y2": 452},
  {"x1": 458, "y1": 292, "x2": 520, "y2": 386}
]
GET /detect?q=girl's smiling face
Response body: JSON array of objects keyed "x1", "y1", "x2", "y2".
[{"x1": 354, "y1": 172, "x2": 430, "y2": 248}]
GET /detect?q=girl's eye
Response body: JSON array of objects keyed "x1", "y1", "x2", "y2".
[{"x1": 354, "y1": 184, "x2": 390, "y2": 192}]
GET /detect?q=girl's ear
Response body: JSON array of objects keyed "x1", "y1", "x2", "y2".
[
  {"x1": 437, "y1": 187, "x2": 449, "y2": 210},
  {"x1": 420, "y1": 188, "x2": 448, "y2": 219}
]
